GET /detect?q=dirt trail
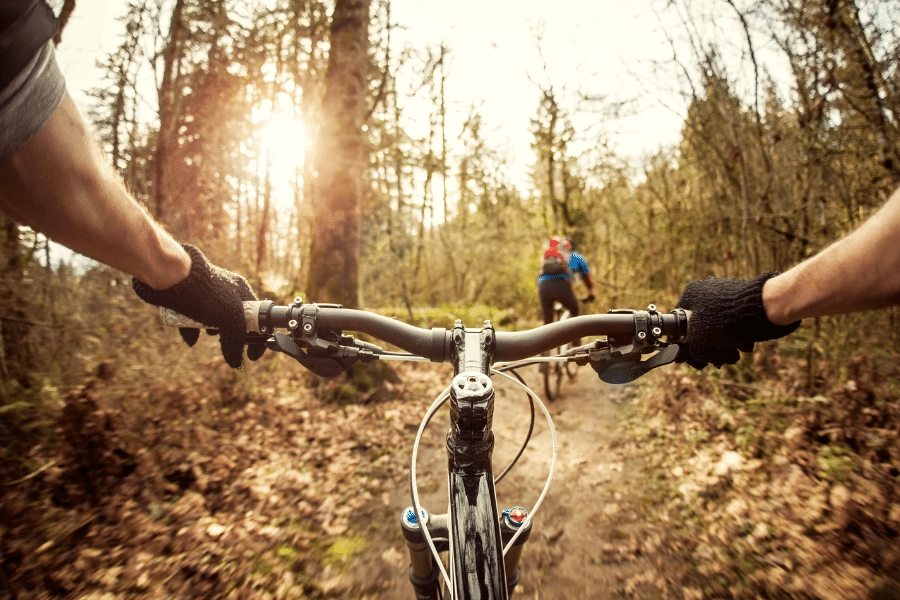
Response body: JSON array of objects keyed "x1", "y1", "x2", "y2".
[{"x1": 346, "y1": 365, "x2": 685, "y2": 599}]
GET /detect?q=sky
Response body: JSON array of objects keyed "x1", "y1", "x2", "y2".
[
  {"x1": 54, "y1": 0, "x2": 698, "y2": 186},
  {"x1": 388, "y1": 0, "x2": 686, "y2": 173}
]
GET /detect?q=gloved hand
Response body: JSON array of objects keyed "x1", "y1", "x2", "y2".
[
  {"x1": 132, "y1": 244, "x2": 266, "y2": 368},
  {"x1": 675, "y1": 272, "x2": 800, "y2": 369},
  {"x1": 583, "y1": 293, "x2": 596, "y2": 303}
]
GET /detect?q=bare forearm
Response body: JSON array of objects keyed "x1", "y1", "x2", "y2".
[
  {"x1": 583, "y1": 273, "x2": 595, "y2": 293},
  {"x1": 763, "y1": 187, "x2": 900, "y2": 325},
  {"x1": 0, "y1": 93, "x2": 189, "y2": 289}
]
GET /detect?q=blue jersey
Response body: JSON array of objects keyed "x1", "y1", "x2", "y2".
[{"x1": 537, "y1": 251, "x2": 590, "y2": 284}]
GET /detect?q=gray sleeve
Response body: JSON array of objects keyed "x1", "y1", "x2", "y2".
[{"x1": 0, "y1": 40, "x2": 66, "y2": 161}]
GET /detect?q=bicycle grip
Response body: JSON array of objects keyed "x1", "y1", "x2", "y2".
[{"x1": 159, "y1": 301, "x2": 266, "y2": 334}]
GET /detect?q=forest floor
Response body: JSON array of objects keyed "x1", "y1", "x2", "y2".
[
  {"x1": 4, "y1": 340, "x2": 900, "y2": 599},
  {"x1": 1, "y1": 353, "x2": 692, "y2": 599}
]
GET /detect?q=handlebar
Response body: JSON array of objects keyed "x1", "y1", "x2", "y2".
[
  {"x1": 158, "y1": 299, "x2": 688, "y2": 597},
  {"x1": 161, "y1": 300, "x2": 689, "y2": 364}
]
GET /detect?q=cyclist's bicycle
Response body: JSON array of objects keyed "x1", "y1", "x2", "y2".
[
  {"x1": 162, "y1": 300, "x2": 689, "y2": 599},
  {"x1": 541, "y1": 298, "x2": 594, "y2": 402}
]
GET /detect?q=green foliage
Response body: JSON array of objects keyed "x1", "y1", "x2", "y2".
[
  {"x1": 251, "y1": 557, "x2": 274, "y2": 577},
  {"x1": 275, "y1": 543, "x2": 301, "y2": 563},
  {"x1": 0, "y1": 379, "x2": 59, "y2": 478},
  {"x1": 325, "y1": 383, "x2": 359, "y2": 405},
  {"x1": 402, "y1": 303, "x2": 523, "y2": 330},
  {"x1": 307, "y1": 350, "x2": 402, "y2": 405},
  {"x1": 817, "y1": 445, "x2": 855, "y2": 482},
  {"x1": 325, "y1": 535, "x2": 366, "y2": 570}
]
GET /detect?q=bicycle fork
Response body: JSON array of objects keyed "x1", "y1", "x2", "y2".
[
  {"x1": 400, "y1": 505, "x2": 533, "y2": 599},
  {"x1": 401, "y1": 508, "x2": 447, "y2": 599},
  {"x1": 401, "y1": 320, "x2": 533, "y2": 599}
]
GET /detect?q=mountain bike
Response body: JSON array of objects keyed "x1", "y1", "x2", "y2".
[
  {"x1": 541, "y1": 297, "x2": 594, "y2": 402},
  {"x1": 162, "y1": 300, "x2": 689, "y2": 599}
]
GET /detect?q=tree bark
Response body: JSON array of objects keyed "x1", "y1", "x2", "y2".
[
  {"x1": 830, "y1": 0, "x2": 900, "y2": 185},
  {"x1": 153, "y1": 0, "x2": 186, "y2": 224},
  {"x1": 305, "y1": 0, "x2": 371, "y2": 307},
  {"x1": 256, "y1": 154, "x2": 272, "y2": 293},
  {"x1": 546, "y1": 92, "x2": 560, "y2": 233}
]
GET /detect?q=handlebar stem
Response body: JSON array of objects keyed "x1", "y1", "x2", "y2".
[{"x1": 444, "y1": 320, "x2": 508, "y2": 597}]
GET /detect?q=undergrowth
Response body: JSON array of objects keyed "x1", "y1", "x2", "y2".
[{"x1": 624, "y1": 310, "x2": 900, "y2": 599}]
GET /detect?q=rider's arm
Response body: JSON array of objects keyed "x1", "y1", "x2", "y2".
[
  {"x1": 582, "y1": 273, "x2": 595, "y2": 294},
  {"x1": 1, "y1": 19, "x2": 257, "y2": 367},
  {"x1": 1, "y1": 6, "x2": 189, "y2": 291},
  {"x1": 1, "y1": 91, "x2": 259, "y2": 367},
  {"x1": 0, "y1": 92, "x2": 191, "y2": 290},
  {"x1": 763, "y1": 186, "x2": 900, "y2": 325},
  {"x1": 570, "y1": 252, "x2": 595, "y2": 296}
]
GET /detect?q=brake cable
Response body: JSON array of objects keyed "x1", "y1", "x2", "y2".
[{"x1": 491, "y1": 366, "x2": 535, "y2": 485}]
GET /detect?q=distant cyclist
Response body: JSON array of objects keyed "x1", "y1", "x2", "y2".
[{"x1": 537, "y1": 236, "x2": 596, "y2": 325}]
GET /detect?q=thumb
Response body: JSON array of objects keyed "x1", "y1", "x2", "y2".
[
  {"x1": 217, "y1": 317, "x2": 247, "y2": 369},
  {"x1": 179, "y1": 328, "x2": 201, "y2": 347},
  {"x1": 247, "y1": 343, "x2": 267, "y2": 361}
]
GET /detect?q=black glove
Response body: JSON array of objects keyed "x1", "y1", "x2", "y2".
[
  {"x1": 132, "y1": 244, "x2": 266, "y2": 368},
  {"x1": 675, "y1": 272, "x2": 800, "y2": 370}
]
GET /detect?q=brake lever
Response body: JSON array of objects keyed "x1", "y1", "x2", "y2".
[
  {"x1": 590, "y1": 344, "x2": 680, "y2": 384},
  {"x1": 266, "y1": 332, "x2": 379, "y2": 378}
]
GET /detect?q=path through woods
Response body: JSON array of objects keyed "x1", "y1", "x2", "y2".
[{"x1": 344, "y1": 365, "x2": 690, "y2": 599}]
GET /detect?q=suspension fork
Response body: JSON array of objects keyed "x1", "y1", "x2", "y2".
[
  {"x1": 400, "y1": 506, "x2": 531, "y2": 598},
  {"x1": 499, "y1": 506, "x2": 532, "y2": 596},
  {"x1": 401, "y1": 508, "x2": 448, "y2": 600}
]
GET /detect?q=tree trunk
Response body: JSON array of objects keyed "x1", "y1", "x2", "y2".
[
  {"x1": 153, "y1": 0, "x2": 186, "y2": 225},
  {"x1": 256, "y1": 154, "x2": 272, "y2": 293},
  {"x1": 547, "y1": 96, "x2": 559, "y2": 233},
  {"x1": 0, "y1": 217, "x2": 32, "y2": 384},
  {"x1": 52, "y1": 0, "x2": 77, "y2": 45},
  {"x1": 305, "y1": 0, "x2": 371, "y2": 308},
  {"x1": 830, "y1": 0, "x2": 900, "y2": 185}
]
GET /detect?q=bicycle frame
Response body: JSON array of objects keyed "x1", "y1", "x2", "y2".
[
  {"x1": 404, "y1": 320, "x2": 513, "y2": 599},
  {"x1": 554, "y1": 301, "x2": 572, "y2": 322}
]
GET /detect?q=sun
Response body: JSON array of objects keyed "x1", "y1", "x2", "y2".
[{"x1": 258, "y1": 110, "x2": 308, "y2": 183}]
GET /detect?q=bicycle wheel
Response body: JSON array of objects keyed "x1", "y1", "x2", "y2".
[
  {"x1": 552, "y1": 355, "x2": 565, "y2": 398},
  {"x1": 543, "y1": 347, "x2": 565, "y2": 401},
  {"x1": 563, "y1": 343, "x2": 578, "y2": 380},
  {"x1": 542, "y1": 353, "x2": 555, "y2": 402}
]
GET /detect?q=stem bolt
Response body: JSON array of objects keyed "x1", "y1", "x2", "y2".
[
  {"x1": 303, "y1": 322, "x2": 314, "y2": 333},
  {"x1": 288, "y1": 319, "x2": 298, "y2": 330},
  {"x1": 652, "y1": 327, "x2": 662, "y2": 336},
  {"x1": 637, "y1": 331, "x2": 647, "y2": 340}
]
